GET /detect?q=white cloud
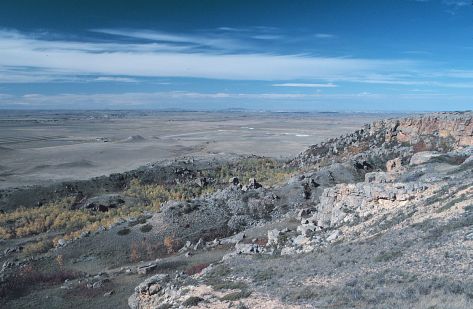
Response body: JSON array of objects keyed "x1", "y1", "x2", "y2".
[
  {"x1": 272, "y1": 83, "x2": 337, "y2": 88},
  {"x1": 0, "y1": 29, "x2": 415, "y2": 83},
  {"x1": 0, "y1": 29, "x2": 471, "y2": 91}
]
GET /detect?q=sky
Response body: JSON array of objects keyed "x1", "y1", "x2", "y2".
[{"x1": 0, "y1": 0, "x2": 472, "y2": 111}]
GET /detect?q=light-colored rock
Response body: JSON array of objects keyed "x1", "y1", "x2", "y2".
[
  {"x1": 281, "y1": 246, "x2": 297, "y2": 256},
  {"x1": 137, "y1": 263, "x2": 157, "y2": 275},
  {"x1": 410, "y1": 151, "x2": 441, "y2": 166},
  {"x1": 386, "y1": 158, "x2": 403, "y2": 172},
  {"x1": 267, "y1": 229, "x2": 281, "y2": 246},
  {"x1": 292, "y1": 235, "x2": 311, "y2": 247},
  {"x1": 248, "y1": 178, "x2": 262, "y2": 189},
  {"x1": 235, "y1": 243, "x2": 263, "y2": 254},
  {"x1": 326, "y1": 230, "x2": 340, "y2": 242},
  {"x1": 193, "y1": 238, "x2": 204, "y2": 250},
  {"x1": 229, "y1": 177, "x2": 239, "y2": 185},
  {"x1": 297, "y1": 223, "x2": 317, "y2": 237}
]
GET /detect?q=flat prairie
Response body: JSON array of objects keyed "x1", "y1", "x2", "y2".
[{"x1": 0, "y1": 111, "x2": 397, "y2": 188}]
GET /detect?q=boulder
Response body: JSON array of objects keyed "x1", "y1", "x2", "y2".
[
  {"x1": 137, "y1": 263, "x2": 158, "y2": 275},
  {"x1": 195, "y1": 177, "x2": 209, "y2": 187},
  {"x1": 235, "y1": 243, "x2": 263, "y2": 254},
  {"x1": 267, "y1": 229, "x2": 281, "y2": 246},
  {"x1": 248, "y1": 178, "x2": 262, "y2": 189},
  {"x1": 83, "y1": 194, "x2": 126, "y2": 212},
  {"x1": 193, "y1": 238, "x2": 204, "y2": 250},
  {"x1": 410, "y1": 151, "x2": 441, "y2": 166},
  {"x1": 292, "y1": 235, "x2": 311, "y2": 247},
  {"x1": 386, "y1": 158, "x2": 403, "y2": 172},
  {"x1": 297, "y1": 208, "x2": 313, "y2": 220},
  {"x1": 297, "y1": 223, "x2": 317, "y2": 237},
  {"x1": 229, "y1": 177, "x2": 240, "y2": 186},
  {"x1": 326, "y1": 230, "x2": 340, "y2": 242},
  {"x1": 135, "y1": 274, "x2": 170, "y2": 295}
]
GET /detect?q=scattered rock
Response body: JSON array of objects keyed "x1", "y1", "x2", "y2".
[
  {"x1": 267, "y1": 229, "x2": 281, "y2": 247},
  {"x1": 410, "y1": 151, "x2": 441, "y2": 166},
  {"x1": 327, "y1": 230, "x2": 340, "y2": 242},
  {"x1": 229, "y1": 177, "x2": 240, "y2": 186},
  {"x1": 235, "y1": 243, "x2": 264, "y2": 254},
  {"x1": 104, "y1": 290, "x2": 114, "y2": 297},
  {"x1": 386, "y1": 157, "x2": 403, "y2": 172},
  {"x1": 248, "y1": 178, "x2": 262, "y2": 189},
  {"x1": 193, "y1": 238, "x2": 204, "y2": 250},
  {"x1": 137, "y1": 263, "x2": 158, "y2": 275}
]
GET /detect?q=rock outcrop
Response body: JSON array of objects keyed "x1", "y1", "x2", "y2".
[{"x1": 291, "y1": 112, "x2": 473, "y2": 168}]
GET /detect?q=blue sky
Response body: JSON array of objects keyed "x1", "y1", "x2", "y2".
[{"x1": 0, "y1": 0, "x2": 472, "y2": 111}]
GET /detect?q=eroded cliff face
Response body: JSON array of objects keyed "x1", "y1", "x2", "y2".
[
  {"x1": 381, "y1": 112, "x2": 473, "y2": 148},
  {"x1": 292, "y1": 112, "x2": 473, "y2": 168}
]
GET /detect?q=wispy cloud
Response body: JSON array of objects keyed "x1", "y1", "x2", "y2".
[
  {"x1": 92, "y1": 28, "x2": 248, "y2": 51},
  {"x1": 0, "y1": 29, "x2": 415, "y2": 83},
  {"x1": 272, "y1": 83, "x2": 337, "y2": 88},
  {"x1": 0, "y1": 29, "x2": 472, "y2": 92},
  {"x1": 315, "y1": 33, "x2": 335, "y2": 39},
  {"x1": 94, "y1": 76, "x2": 138, "y2": 83}
]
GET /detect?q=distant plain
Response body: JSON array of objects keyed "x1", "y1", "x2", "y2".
[{"x1": 0, "y1": 111, "x2": 399, "y2": 188}]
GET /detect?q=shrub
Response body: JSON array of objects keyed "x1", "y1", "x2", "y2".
[
  {"x1": 130, "y1": 242, "x2": 140, "y2": 263},
  {"x1": 140, "y1": 224, "x2": 153, "y2": 233},
  {"x1": 213, "y1": 281, "x2": 248, "y2": 291},
  {"x1": 163, "y1": 235, "x2": 176, "y2": 254},
  {"x1": 22, "y1": 239, "x2": 53, "y2": 256},
  {"x1": 220, "y1": 290, "x2": 252, "y2": 301},
  {"x1": 182, "y1": 296, "x2": 204, "y2": 307},
  {"x1": 117, "y1": 228, "x2": 131, "y2": 236},
  {"x1": 185, "y1": 263, "x2": 209, "y2": 276},
  {"x1": 0, "y1": 196, "x2": 156, "y2": 242},
  {"x1": 374, "y1": 249, "x2": 403, "y2": 262},
  {"x1": 285, "y1": 286, "x2": 318, "y2": 301}
]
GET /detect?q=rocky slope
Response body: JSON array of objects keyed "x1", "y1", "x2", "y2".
[{"x1": 129, "y1": 112, "x2": 473, "y2": 309}]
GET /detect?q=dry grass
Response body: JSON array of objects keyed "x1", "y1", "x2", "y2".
[
  {"x1": 21, "y1": 239, "x2": 53, "y2": 256},
  {"x1": 0, "y1": 196, "x2": 158, "y2": 248}
]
